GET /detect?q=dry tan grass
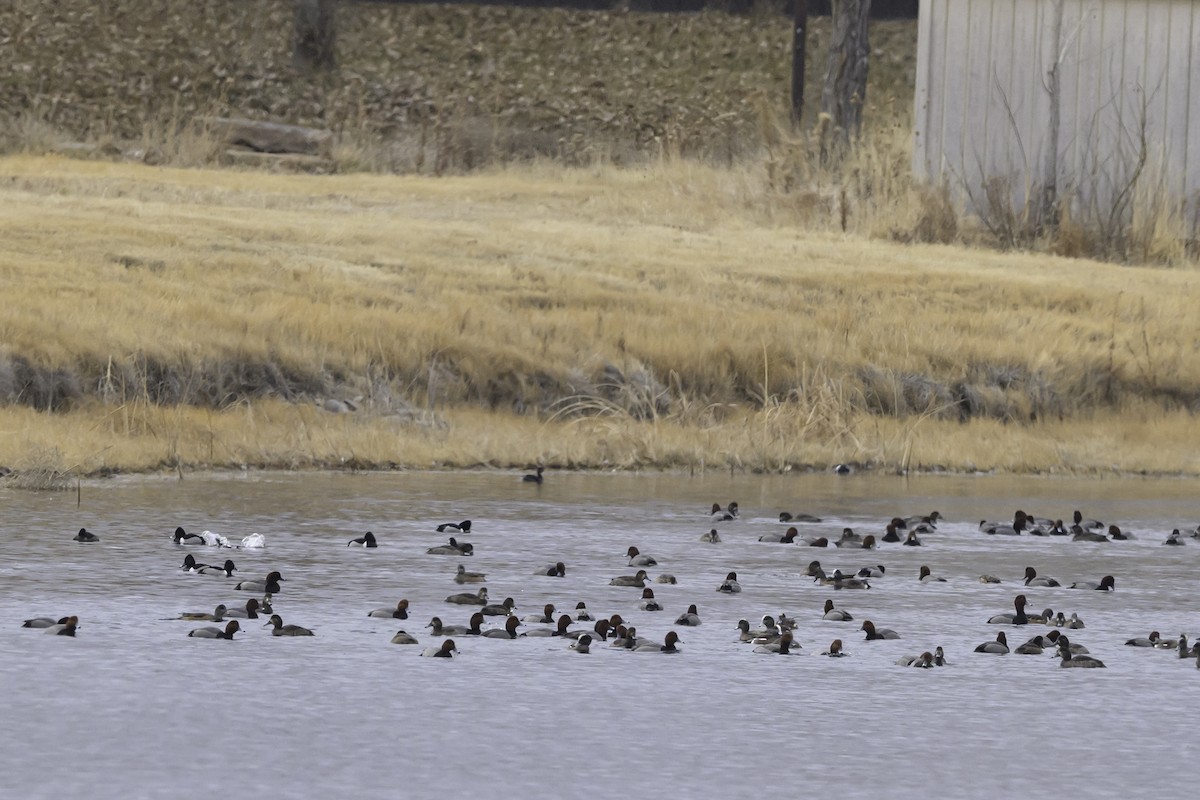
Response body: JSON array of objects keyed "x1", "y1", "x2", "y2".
[{"x1": 1, "y1": 154, "x2": 1199, "y2": 478}]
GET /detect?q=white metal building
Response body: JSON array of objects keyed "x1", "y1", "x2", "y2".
[{"x1": 913, "y1": 0, "x2": 1199, "y2": 233}]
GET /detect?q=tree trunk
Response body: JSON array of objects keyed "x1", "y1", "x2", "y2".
[
  {"x1": 293, "y1": 0, "x2": 337, "y2": 73},
  {"x1": 790, "y1": 0, "x2": 810, "y2": 128},
  {"x1": 821, "y1": 0, "x2": 871, "y2": 142}
]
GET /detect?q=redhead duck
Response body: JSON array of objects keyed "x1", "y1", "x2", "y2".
[
  {"x1": 635, "y1": 631, "x2": 682, "y2": 653},
  {"x1": 446, "y1": 588, "x2": 488, "y2": 606},
  {"x1": 189, "y1": 621, "x2": 240, "y2": 639},
  {"x1": 822, "y1": 599, "x2": 853, "y2": 621},
  {"x1": 987, "y1": 595, "x2": 1030, "y2": 625},
  {"x1": 804, "y1": 560, "x2": 824, "y2": 577},
  {"x1": 522, "y1": 614, "x2": 574, "y2": 638},
  {"x1": 586, "y1": 619, "x2": 612, "y2": 641},
  {"x1": 918, "y1": 565, "x2": 946, "y2": 583},
  {"x1": 223, "y1": 599, "x2": 263, "y2": 619},
  {"x1": 455, "y1": 564, "x2": 487, "y2": 584},
  {"x1": 754, "y1": 632, "x2": 798, "y2": 654},
  {"x1": 1125, "y1": 631, "x2": 1164, "y2": 647},
  {"x1": 368, "y1": 599, "x2": 410, "y2": 619},
  {"x1": 1023, "y1": 566, "x2": 1061, "y2": 587},
  {"x1": 422, "y1": 640, "x2": 458, "y2": 657},
  {"x1": 1014, "y1": 635, "x2": 1049, "y2": 654},
  {"x1": 861, "y1": 620, "x2": 900, "y2": 640},
  {"x1": 72, "y1": 528, "x2": 99, "y2": 543},
  {"x1": 983, "y1": 514, "x2": 1028, "y2": 536},
  {"x1": 172, "y1": 526, "x2": 206, "y2": 545},
  {"x1": 427, "y1": 615, "x2": 482, "y2": 636},
  {"x1": 427, "y1": 537, "x2": 473, "y2": 556},
  {"x1": 1044, "y1": 630, "x2": 1088, "y2": 653},
  {"x1": 716, "y1": 572, "x2": 742, "y2": 593},
  {"x1": 610, "y1": 625, "x2": 637, "y2": 649},
  {"x1": 195, "y1": 559, "x2": 238, "y2": 577},
  {"x1": 524, "y1": 604, "x2": 557, "y2": 624},
  {"x1": 834, "y1": 528, "x2": 862, "y2": 547},
  {"x1": 638, "y1": 588, "x2": 663, "y2": 611},
  {"x1": 974, "y1": 631, "x2": 1009, "y2": 654},
  {"x1": 902, "y1": 531, "x2": 922, "y2": 547},
  {"x1": 674, "y1": 604, "x2": 702, "y2": 626},
  {"x1": 699, "y1": 529, "x2": 722, "y2": 543},
  {"x1": 710, "y1": 502, "x2": 739, "y2": 522},
  {"x1": 481, "y1": 616, "x2": 522, "y2": 639},
  {"x1": 610, "y1": 569, "x2": 649, "y2": 588},
  {"x1": 1073, "y1": 510, "x2": 1104, "y2": 530},
  {"x1": 857, "y1": 565, "x2": 885, "y2": 578},
  {"x1": 881, "y1": 524, "x2": 902, "y2": 543},
  {"x1": 347, "y1": 531, "x2": 377, "y2": 548},
  {"x1": 390, "y1": 630, "x2": 419, "y2": 644},
  {"x1": 569, "y1": 634, "x2": 593, "y2": 653},
  {"x1": 265, "y1": 615, "x2": 314, "y2": 636},
  {"x1": 523, "y1": 466, "x2": 545, "y2": 484},
  {"x1": 436, "y1": 520, "x2": 471, "y2": 533},
  {"x1": 1106, "y1": 525, "x2": 1133, "y2": 540},
  {"x1": 1163, "y1": 529, "x2": 1185, "y2": 546},
  {"x1": 821, "y1": 639, "x2": 848, "y2": 657},
  {"x1": 483, "y1": 596, "x2": 517, "y2": 616},
  {"x1": 779, "y1": 511, "x2": 822, "y2": 523},
  {"x1": 22, "y1": 616, "x2": 71, "y2": 629},
  {"x1": 236, "y1": 571, "x2": 283, "y2": 593},
  {"x1": 759, "y1": 527, "x2": 799, "y2": 544},
  {"x1": 1071, "y1": 527, "x2": 1109, "y2": 542},
  {"x1": 626, "y1": 546, "x2": 658, "y2": 566},
  {"x1": 904, "y1": 511, "x2": 941, "y2": 530},
  {"x1": 897, "y1": 652, "x2": 934, "y2": 667},
  {"x1": 859, "y1": 535, "x2": 877, "y2": 550},
  {"x1": 1069, "y1": 575, "x2": 1115, "y2": 591},
  {"x1": 801, "y1": 536, "x2": 831, "y2": 548},
  {"x1": 177, "y1": 605, "x2": 228, "y2": 622},
  {"x1": 1056, "y1": 636, "x2": 1105, "y2": 667},
  {"x1": 43, "y1": 616, "x2": 79, "y2": 636},
  {"x1": 538, "y1": 562, "x2": 567, "y2": 577},
  {"x1": 573, "y1": 602, "x2": 596, "y2": 622}
]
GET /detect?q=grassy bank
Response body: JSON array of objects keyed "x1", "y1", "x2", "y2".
[{"x1": 2, "y1": 154, "x2": 1199, "y2": 480}]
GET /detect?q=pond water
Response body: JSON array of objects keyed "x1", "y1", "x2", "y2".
[{"x1": 1, "y1": 470, "x2": 1197, "y2": 799}]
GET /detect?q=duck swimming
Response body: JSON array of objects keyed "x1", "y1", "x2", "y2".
[
  {"x1": 422, "y1": 640, "x2": 458, "y2": 658},
  {"x1": 716, "y1": 572, "x2": 742, "y2": 593},
  {"x1": 610, "y1": 569, "x2": 649, "y2": 588},
  {"x1": 426, "y1": 537, "x2": 473, "y2": 556},
  {"x1": 446, "y1": 588, "x2": 488, "y2": 606},
  {"x1": 1023, "y1": 566, "x2": 1061, "y2": 587},
  {"x1": 223, "y1": 599, "x2": 263, "y2": 619},
  {"x1": 523, "y1": 466, "x2": 545, "y2": 484},
  {"x1": 483, "y1": 597, "x2": 517, "y2": 616},
  {"x1": 974, "y1": 631, "x2": 1009, "y2": 654},
  {"x1": 987, "y1": 595, "x2": 1030, "y2": 625},
  {"x1": 699, "y1": 529, "x2": 722, "y2": 543},
  {"x1": 674, "y1": 604, "x2": 702, "y2": 626},
  {"x1": 236, "y1": 571, "x2": 283, "y2": 594},
  {"x1": 523, "y1": 604, "x2": 557, "y2": 624},
  {"x1": 436, "y1": 520, "x2": 471, "y2": 533},
  {"x1": 634, "y1": 630, "x2": 682, "y2": 653},
  {"x1": 779, "y1": 511, "x2": 822, "y2": 523},
  {"x1": 822, "y1": 599, "x2": 853, "y2": 621},
  {"x1": 759, "y1": 527, "x2": 799, "y2": 544},
  {"x1": 189, "y1": 621, "x2": 240, "y2": 639},
  {"x1": 626, "y1": 546, "x2": 658, "y2": 566},
  {"x1": 195, "y1": 559, "x2": 238, "y2": 577},
  {"x1": 754, "y1": 632, "x2": 798, "y2": 654},
  {"x1": 710, "y1": 502, "x2": 739, "y2": 522},
  {"x1": 861, "y1": 620, "x2": 900, "y2": 640},
  {"x1": 537, "y1": 562, "x2": 567, "y2": 577},
  {"x1": 22, "y1": 616, "x2": 71, "y2": 629},
  {"x1": 821, "y1": 639, "x2": 847, "y2": 657},
  {"x1": 172, "y1": 526, "x2": 206, "y2": 545},
  {"x1": 1056, "y1": 635, "x2": 1105, "y2": 667},
  {"x1": 1069, "y1": 575, "x2": 1115, "y2": 591},
  {"x1": 390, "y1": 630, "x2": 419, "y2": 644},
  {"x1": 569, "y1": 634, "x2": 593, "y2": 653},
  {"x1": 265, "y1": 615, "x2": 314, "y2": 636},
  {"x1": 638, "y1": 588, "x2": 663, "y2": 611},
  {"x1": 177, "y1": 605, "x2": 228, "y2": 622},
  {"x1": 481, "y1": 616, "x2": 523, "y2": 639},
  {"x1": 522, "y1": 615, "x2": 574, "y2": 638},
  {"x1": 368, "y1": 599, "x2": 410, "y2": 619},
  {"x1": 1163, "y1": 529, "x2": 1185, "y2": 546},
  {"x1": 573, "y1": 602, "x2": 595, "y2": 622},
  {"x1": 72, "y1": 528, "x2": 99, "y2": 543},
  {"x1": 455, "y1": 564, "x2": 487, "y2": 584},
  {"x1": 918, "y1": 565, "x2": 946, "y2": 583}
]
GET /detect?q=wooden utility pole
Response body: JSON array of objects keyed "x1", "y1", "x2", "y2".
[
  {"x1": 791, "y1": 0, "x2": 810, "y2": 128},
  {"x1": 822, "y1": 0, "x2": 872, "y2": 142},
  {"x1": 293, "y1": 0, "x2": 338, "y2": 73}
]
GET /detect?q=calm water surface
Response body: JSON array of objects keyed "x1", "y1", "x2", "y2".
[{"x1": 1, "y1": 470, "x2": 1198, "y2": 799}]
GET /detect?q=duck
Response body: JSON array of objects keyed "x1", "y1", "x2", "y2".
[
  {"x1": 655, "y1": 574, "x2": 677, "y2": 585},
  {"x1": 573, "y1": 602, "x2": 596, "y2": 622},
  {"x1": 189, "y1": 621, "x2": 240, "y2": 639},
  {"x1": 1044, "y1": 630, "x2": 1088, "y2": 653},
  {"x1": 523, "y1": 604, "x2": 557, "y2": 624},
  {"x1": 1177, "y1": 634, "x2": 1191, "y2": 658},
  {"x1": 195, "y1": 559, "x2": 238, "y2": 577},
  {"x1": 347, "y1": 531, "x2": 377, "y2": 548},
  {"x1": 179, "y1": 554, "x2": 210, "y2": 573},
  {"x1": 1072, "y1": 510, "x2": 1105, "y2": 530},
  {"x1": 753, "y1": 632, "x2": 798, "y2": 654},
  {"x1": 172, "y1": 526, "x2": 206, "y2": 545},
  {"x1": 804, "y1": 560, "x2": 824, "y2": 577},
  {"x1": 987, "y1": 594, "x2": 1030, "y2": 625},
  {"x1": 610, "y1": 625, "x2": 637, "y2": 649},
  {"x1": 833, "y1": 528, "x2": 862, "y2": 547},
  {"x1": 932, "y1": 646, "x2": 948, "y2": 666},
  {"x1": 537, "y1": 562, "x2": 567, "y2": 577},
  {"x1": 1023, "y1": 566, "x2": 1061, "y2": 587},
  {"x1": 637, "y1": 588, "x2": 663, "y2": 611},
  {"x1": 1014, "y1": 634, "x2": 1049, "y2": 654},
  {"x1": 778, "y1": 613, "x2": 798, "y2": 632},
  {"x1": 426, "y1": 537, "x2": 473, "y2": 556},
  {"x1": 974, "y1": 631, "x2": 1009, "y2": 654},
  {"x1": 368, "y1": 600, "x2": 410, "y2": 619},
  {"x1": 422, "y1": 640, "x2": 458, "y2": 657},
  {"x1": 427, "y1": 615, "x2": 482, "y2": 636},
  {"x1": 454, "y1": 564, "x2": 487, "y2": 584},
  {"x1": 581, "y1": 619, "x2": 612, "y2": 641},
  {"x1": 626, "y1": 546, "x2": 658, "y2": 566},
  {"x1": 436, "y1": 520, "x2": 472, "y2": 533},
  {"x1": 483, "y1": 597, "x2": 517, "y2": 617},
  {"x1": 759, "y1": 527, "x2": 799, "y2": 543},
  {"x1": 1125, "y1": 631, "x2": 1163, "y2": 647},
  {"x1": 902, "y1": 531, "x2": 922, "y2": 547},
  {"x1": 1107, "y1": 525, "x2": 1133, "y2": 540},
  {"x1": 522, "y1": 614, "x2": 574, "y2": 638},
  {"x1": 177, "y1": 605, "x2": 228, "y2": 622},
  {"x1": 856, "y1": 565, "x2": 886, "y2": 578},
  {"x1": 235, "y1": 571, "x2": 283, "y2": 594},
  {"x1": 1027, "y1": 607, "x2": 1054, "y2": 625},
  {"x1": 897, "y1": 652, "x2": 935, "y2": 667},
  {"x1": 42, "y1": 616, "x2": 79, "y2": 636},
  {"x1": 821, "y1": 639, "x2": 848, "y2": 657},
  {"x1": 699, "y1": 529, "x2": 722, "y2": 543},
  {"x1": 881, "y1": 524, "x2": 902, "y2": 543},
  {"x1": 735, "y1": 619, "x2": 757, "y2": 643},
  {"x1": 918, "y1": 565, "x2": 946, "y2": 583},
  {"x1": 634, "y1": 630, "x2": 682, "y2": 653},
  {"x1": 265, "y1": 615, "x2": 314, "y2": 636},
  {"x1": 446, "y1": 588, "x2": 488, "y2": 606},
  {"x1": 390, "y1": 630, "x2": 419, "y2": 644},
  {"x1": 21, "y1": 616, "x2": 71, "y2": 629},
  {"x1": 982, "y1": 515, "x2": 1028, "y2": 536},
  {"x1": 1071, "y1": 527, "x2": 1109, "y2": 543},
  {"x1": 861, "y1": 620, "x2": 901, "y2": 640},
  {"x1": 522, "y1": 466, "x2": 545, "y2": 484},
  {"x1": 800, "y1": 536, "x2": 831, "y2": 548},
  {"x1": 1069, "y1": 575, "x2": 1115, "y2": 591},
  {"x1": 674, "y1": 604, "x2": 702, "y2": 626},
  {"x1": 822, "y1": 599, "x2": 853, "y2": 621},
  {"x1": 223, "y1": 599, "x2": 263, "y2": 619},
  {"x1": 1163, "y1": 529, "x2": 1185, "y2": 546},
  {"x1": 813, "y1": 568, "x2": 871, "y2": 589},
  {"x1": 978, "y1": 574, "x2": 1002, "y2": 584},
  {"x1": 610, "y1": 569, "x2": 649, "y2": 588},
  {"x1": 749, "y1": 616, "x2": 780, "y2": 640},
  {"x1": 857, "y1": 534, "x2": 877, "y2": 550},
  {"x1": 481, "y1": 616, "x2": 523, "y2": 639},
  {"x1": 72, "y1": 527, "x2": 99, "y2": 543},
  {"x1": 710, "y1": 502, "x2": 739, "y2": 522},
  {"x1": 1056, "y1": 636, "x2": 1105, "y2": 667},
  {"x1": 1061, "y1": 612, "x2": 1085, "y2": 629},
  {"x1": 716, "y1": 571, "x2": 742, "y2": 593},
  {"x1": 569, "y1": 634, "x2": 593, "y2": 653},
  {"x1": 779, "y1": 511, "x2": 822, "y2": 523},
  {"x1": 904, "y1": 511, "x2": 942, "y2": 530}
]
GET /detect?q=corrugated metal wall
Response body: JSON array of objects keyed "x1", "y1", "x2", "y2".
[{"x1": 914, "y1": 0, "x2": 1199, "y2": 230}]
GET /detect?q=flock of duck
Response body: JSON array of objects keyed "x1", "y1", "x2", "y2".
[{"x1": 19, "y1": 475, "x2": 1200, "y2": 669}]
